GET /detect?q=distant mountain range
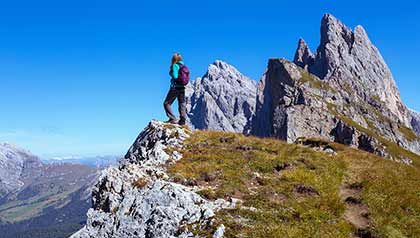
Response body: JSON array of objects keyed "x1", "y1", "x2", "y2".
[
  {"x1": 0, "y1": 143, "x2": 100, "y2": 238},
  {"x1": 43, "y1": 155, "x2": 120, "y2": 168}
]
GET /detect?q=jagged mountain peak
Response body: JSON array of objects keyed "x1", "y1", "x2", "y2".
[
  {"x1": 211, "y1": 59, "x2": 234, "y2": 69},
  {"x1": 354, "y1": 25, "x2": 369, "y2": 39},
  {"x1": 312, "y1": 13, "x2": 354, "y2": 79},
  {"x1": 295, "y1": 13, "x2": 410, "y2": 126},
  {"x1": 320, "y1": 14, "x2": 369, "y2": 45},
  {"x1": 204, "y1": 60, "x2": 250, "y2": 83},
  {"x1": 187, "y1": 60, "x2": 257, "y2": 134},
  {"x1": 320, "y1": 13, "x2": 353, "y2": 38},
  {"x1": 293, "y1": 38, "x2": 315, "y2": 70}
]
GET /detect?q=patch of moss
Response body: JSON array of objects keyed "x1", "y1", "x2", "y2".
[{"x1": 371, "y1": 95, "x2": 382, "y2": 103}]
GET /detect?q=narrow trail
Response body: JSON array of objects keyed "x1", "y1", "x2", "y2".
[{"x1": 340, "y1": 182, "x2": 374, "y2": 238}]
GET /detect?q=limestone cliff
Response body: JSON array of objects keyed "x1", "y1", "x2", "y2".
[{"x1": 186, "y1": 60, "x2": 257, "y2": 134}]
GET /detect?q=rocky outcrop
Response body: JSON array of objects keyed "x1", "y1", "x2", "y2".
[
  {"x1": 186, "y1": 60, "x2": 257, "y2": 134},
  {"x1": 72, "y1": 121, "x2": 235, "y2": 238},
  {"x1": 411, "y1": 109, "x2": 420, "y2": 136}
]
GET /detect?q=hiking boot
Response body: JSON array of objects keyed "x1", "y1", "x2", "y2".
[{"x1": 165, "y1": 119, "x2": 177, "y2": 124}]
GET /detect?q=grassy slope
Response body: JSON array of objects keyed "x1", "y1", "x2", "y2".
[
  {"x1": 0, "y1": 187, "x2": 78, "y2": 222},
  {"x1": 168, "y1": 130, "x2": 420, "y2": 238}
]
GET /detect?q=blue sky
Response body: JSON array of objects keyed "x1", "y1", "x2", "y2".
[{"x1": 0, "y1": 0, "x2": 419, "y2": 158}]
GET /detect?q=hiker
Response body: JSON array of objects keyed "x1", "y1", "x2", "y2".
[{"x1": 163, "y1": 53, "x2": 190, "y2": 125}]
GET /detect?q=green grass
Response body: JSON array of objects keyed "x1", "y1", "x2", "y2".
[
  {"x1": 0, "y1": 187, "x2": 78, "y2": 222},
  {"x1": 335, "y1": 144, "x2": 420, "y2": 237},
  {"x1": 168, "y1": 130, "x2": 420, "y2": 237},
  {"x1": 169, "y1": 131, "x2": 350, "y2": 237}
]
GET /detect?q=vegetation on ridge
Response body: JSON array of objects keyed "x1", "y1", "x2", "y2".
[
  {"x1": 297, "y1": 68, "x2": 336, "y2": 94},
  {"x1": 326, "y1": 103, "x2": 420, "y2": 167},
  {"x1": 168, "y1": 130, "x2": 420, "y2": 238}
]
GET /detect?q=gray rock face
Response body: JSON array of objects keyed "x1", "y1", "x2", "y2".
[
  {"x1": 295, "y1": 14, "x2": 410, "y2": 126},
  {"x1": 250, "y1": 14, "x2": 420, "y2": 161},
  {"x1": 411, "y1": 109, "x2": 420, "y2": 136},
  {"x1": 186, "y1": 60, "x2": 257, "y2": 134},
  {"x1": 0, "y1": 143, "x2": 43, "y2": 197},
  {"x1": 293, "y1": 38, "x2": 315, "y2": 70},
  {"x1": 72, "y1": 121, "x2": 235, "y2": 238},
  {"x1": 252, "y1": 58, "x2": 419, "y2": 163}
]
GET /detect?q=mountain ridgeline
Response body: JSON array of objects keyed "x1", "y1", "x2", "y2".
[{"x1": 187, "y1": 14, "x2": 420, "y2": 164}]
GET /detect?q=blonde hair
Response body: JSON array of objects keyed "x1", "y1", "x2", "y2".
[{"x1": 171, "y1": 53, "x2": 182, "y2": 66}]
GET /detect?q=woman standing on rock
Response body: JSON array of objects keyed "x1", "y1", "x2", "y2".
[{"x1": 163, "y1": 53, "x2": 190, "y2": 125}]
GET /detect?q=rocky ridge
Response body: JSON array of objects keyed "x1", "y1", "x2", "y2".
[
  {"x1": 186, "y1": 60, "x2": 257, "y2": 134},
  {"x1": 71, "y1": 121, "x2": 235, "y2": 238}
]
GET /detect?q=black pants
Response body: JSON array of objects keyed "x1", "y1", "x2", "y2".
[{"x1": 163, "y1": 87, "x2": 186, "y2": 122}]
